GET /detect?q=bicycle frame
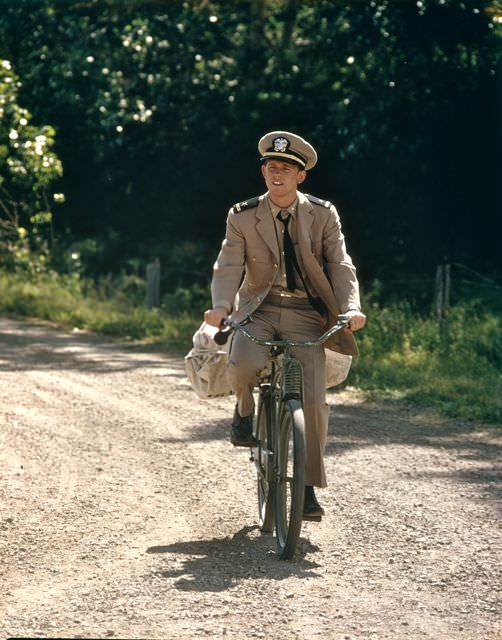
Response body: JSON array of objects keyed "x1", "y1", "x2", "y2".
[
  {"x1": 216, "y1": 313, "x2": 350, "y2": 407},
  {"x1": 215, "y1": 315, "x2": 350, "y2": 558}
]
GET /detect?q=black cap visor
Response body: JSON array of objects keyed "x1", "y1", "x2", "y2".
[{"x1": 260, "y1": 153, "x2": 305, "y2": 169}]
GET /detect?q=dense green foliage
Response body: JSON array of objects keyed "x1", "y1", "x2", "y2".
[{"x1": 0, "y1": 0, "x2": 499, "y2": 287}]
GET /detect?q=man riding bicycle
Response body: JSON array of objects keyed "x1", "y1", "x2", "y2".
[{"x1": 204, "y1": 131, "x2": 366, "y2": 520}]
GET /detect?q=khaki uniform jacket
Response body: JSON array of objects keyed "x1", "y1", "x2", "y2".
[{"x1": 211, "y1": 191, "x2": 361, "y2": 356}]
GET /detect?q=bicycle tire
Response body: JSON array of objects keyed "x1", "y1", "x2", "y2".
[
  {"x1": 255, "y1": 388, "x2": 275, "y2": 532},
  {"x1": 274, "y1": 398, "x2": 306, "y2": 559}
]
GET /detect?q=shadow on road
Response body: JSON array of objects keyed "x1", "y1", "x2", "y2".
[
  {"x1": 327, "y1": 401, "x2": 502, "y2": 512},
  {"x1": 146, "y1": 525, "x2": 321, "y2": 591},
  {"x1": 173, "y1": 400, "x2": 501, "y2": 512},
  {"x1": 0, "y1": 317, "x2": 187, "y2": 375}
]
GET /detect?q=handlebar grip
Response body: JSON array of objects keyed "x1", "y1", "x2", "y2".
[{"x1": 214, "y1": 329, "x2": 231, "y2": 346}]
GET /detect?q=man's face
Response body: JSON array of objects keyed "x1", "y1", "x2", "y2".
[{"x1": 261, "y1": 159, "x2": 306, "y2": 201}]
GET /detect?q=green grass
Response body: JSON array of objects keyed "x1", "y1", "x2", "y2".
[
  {"x1": 0, "y1": 269, "x2": 501, "y2": 424},
  {"x1": 0, "y1": 270, "x2": 200, "y2": 352},
  {"x1": 348, "y1": 301, "x2": 502, "y2": 424}
]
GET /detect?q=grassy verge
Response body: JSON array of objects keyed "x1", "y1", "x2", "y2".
[
  {"x1": 0, "y1": 270, "x2": 200, "y2": 352},
  {"x1": 348, "y1": 301, "x2": 502, "y2": 424},
  {"x1": 0, "y1": 270, "x2": 500, "y2": 424}
]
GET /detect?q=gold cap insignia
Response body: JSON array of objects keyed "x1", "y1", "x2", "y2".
[{"x1": 273, "y1": 137, "x2": 289, "y2": 153}]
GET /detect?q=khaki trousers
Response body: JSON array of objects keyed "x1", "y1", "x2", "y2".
[{"x1": 227, "y1": 295, "x2": 329, "y2": 488}]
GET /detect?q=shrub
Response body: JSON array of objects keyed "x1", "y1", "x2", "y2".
[{"x1": 349, "y1": 301, "x2": 502, "y2": 423}]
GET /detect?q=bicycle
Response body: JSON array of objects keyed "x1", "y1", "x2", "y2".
[{"x1": 215, "y1": 315, "x2": 350, "y2": 559}]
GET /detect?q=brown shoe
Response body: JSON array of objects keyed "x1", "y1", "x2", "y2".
[{"x1": 303, "y1": 485, "x2": 324, "y2": 521}]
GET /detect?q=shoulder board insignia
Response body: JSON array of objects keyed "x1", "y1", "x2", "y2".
[
  {"x1": 231, "y1": 196, "x2": 260, "y2": 214},
  {"x1": 306, "y1": 194, "x2": 331, "y2": 208}
]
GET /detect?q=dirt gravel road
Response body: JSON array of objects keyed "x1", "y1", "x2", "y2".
[{"x1": 0, "y1": 317, "x2": 500, "y2": 640}]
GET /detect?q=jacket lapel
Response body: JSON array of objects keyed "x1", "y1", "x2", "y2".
[
  {"x1": 296, "y1": 192, "x2": 314, "y2": 258},
  {"x1": 255, "y1": 195, "x2": 280, "y2": 262},
  {"x1": 296, "y1": 192, "x2": 339, "y2": 316}
]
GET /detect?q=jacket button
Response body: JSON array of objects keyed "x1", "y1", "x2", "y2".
[
  {"x1": 274, "y1": 263, "x2": 278, "y2": 268},
  {"x1": 252, "y1": 257, "x2": 256, "y2": 262}
]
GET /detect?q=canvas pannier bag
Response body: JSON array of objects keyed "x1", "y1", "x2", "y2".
[
  {"x1": 324, "y1": 349, "x2": 352, "y2": 389},
  {"x1": 184, "y1": 322, "x2": 233, "y2": 399}
]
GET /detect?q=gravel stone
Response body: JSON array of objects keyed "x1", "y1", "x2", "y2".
[{"x1": 0, "y1": 317, "x2": 501, "y2": 640}]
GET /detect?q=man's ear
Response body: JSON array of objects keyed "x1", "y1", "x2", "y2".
[
  {"x1": 297, "y1": 169, "x2": 307, "y2": 185},
  {"x1": 261, "y1": 163, "x2": 267, "y2": 179}
]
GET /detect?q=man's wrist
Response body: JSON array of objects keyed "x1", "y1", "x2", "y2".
[{"x1": 213, "y1": 301, "x2": 232, "y2": 314}]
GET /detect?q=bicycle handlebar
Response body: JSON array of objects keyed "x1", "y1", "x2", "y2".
[{"x1": 214, "y1": 315, "x2": 351, "y2": 348}]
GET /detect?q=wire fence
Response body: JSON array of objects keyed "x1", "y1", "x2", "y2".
[{"x1": 143, "y1": 257, "x2": 501, "y2": 317}]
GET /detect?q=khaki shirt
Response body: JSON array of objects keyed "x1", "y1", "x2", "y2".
[{"x1": 267, "y1": 195, "x2": 308, "y2": 298}]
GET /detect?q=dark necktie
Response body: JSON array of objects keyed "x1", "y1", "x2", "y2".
[{"x1": 278, "y1": 211, "x2": 296, "y2": 291}]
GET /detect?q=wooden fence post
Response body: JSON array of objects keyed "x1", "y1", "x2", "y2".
[
  {"x1": 435, "y1": 262, "x2": 451, "y2": 322},
  {"x1": 436, "y1": 264, "x2": 444, "y2": 321},
  {"x1": 444, "y1": 263, "x2": 451, "y2": 312},
  {"x1": 146, "y1": 258, "x2": 160, "y2": 308}
]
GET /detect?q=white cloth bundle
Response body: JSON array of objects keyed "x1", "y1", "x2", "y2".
[{"x1": 184, "y1": 322, "x2": 232, "y2": 399}]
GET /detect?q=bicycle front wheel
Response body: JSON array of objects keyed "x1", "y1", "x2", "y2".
[
  {"x1": 274, "y1": 398, "x2": 306, "y2": 559},
  {"x1": 255, "y1": 387, "x2": 275, "y2": 532}
]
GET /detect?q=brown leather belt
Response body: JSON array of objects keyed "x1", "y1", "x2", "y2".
[{"x1": 264, "y1": 292, "x2": 312, "y2": 306}]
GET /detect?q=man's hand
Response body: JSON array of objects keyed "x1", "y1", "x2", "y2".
[
  {"x1": 340, "y1": 310, "x2": 366, "y2": 332},
  {"x1": 204, "y1": 307, "x2": 228, "y2": 328}
]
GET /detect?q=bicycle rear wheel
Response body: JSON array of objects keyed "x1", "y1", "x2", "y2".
[
  {"x1": 255, "y1": 387, "x2": 275, "y2": 532},
  {"x1": 274, "y1": 398, "x2": 306, "y2": 559}
]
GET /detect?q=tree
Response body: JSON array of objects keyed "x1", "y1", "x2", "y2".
[
  {"x1": 0, "y1": 0, "x2": 499, "y2": 284},
  {"x1": 0, "y1": 58, "x2": 63, "y2": 271}
]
